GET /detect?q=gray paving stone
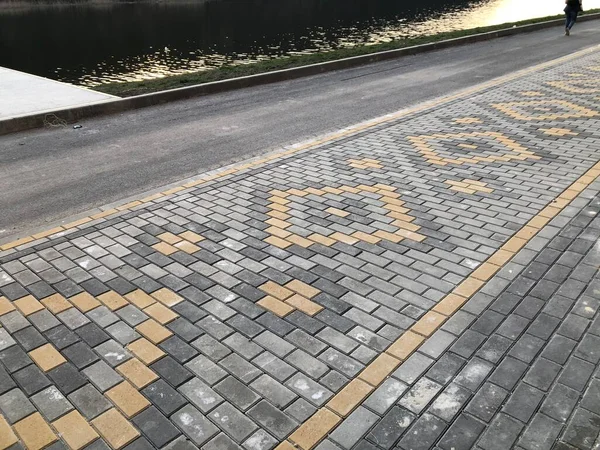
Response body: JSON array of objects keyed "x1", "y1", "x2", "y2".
[
  {"x1": 185, "y1": 355, "x2": 228, "y2": 386},
  {"x1": 0, "y1": 328, "x2": 17, "y2": 351},
  {"x1": 30, "y1": 385, "x2": 73, "y2": 422},
  {"x1": 172, "y1": 404, "x2": 219, "y2": 446},
  {"x1": 82, "y1": 360, "x2": 123, "y2": 392},
  {"x1": 562, "y1": 409, "x2": 600, "y2": 450},
  {"x1": 219, "y1": 354, "x2": 261, "y2": 383},
  {"x1": 286, "y1": 373, "x2": 332, "y2": 407},
  {"x1": 95, "y1": 339, "x2": 132, "y2": 367},
  {"x1": 250, "y1": 375, "x2": 297, "y2": 408},
  {"x1": 393, "y1": 352, "x2": 435, "y2": 385},
  {"x1": 284, "y1": 397, "x2": 316, "y2": 423},
  {"x1": 398, "y1": 413, "x2": 446, "y2": 450},
  {"x1": 209, "y1": 402, "x2": 258, "y2": 443},
  {"x1": 517, "y1": 413, "x2": 562, "y2": 450},
  {"x1": 330, "y1": 406, "x2": 379, "y2": 449},
  {"x1": 477, "y1": 413, "x2": 524, "y2": 450},
  {"x1": 502, "y1": 383, "x2": 545, "y2": 423},
  {"x1": 179, "y1": 377, "x2": 224, "y2": 413},
  {"x1": 68, "y1": 384, "x2": 112, "y2": 419},
  {"x1": 0, "y1": 388, "x2": 35, "y2": 423},
  {"x1": 366, "y1": 406, "x2": 414, "y2": 449},
  {"x1": 429, "y1": 383, "x2": 472, "y2": 422},
  {"x1": 248, "y1": 400, "x2": 297, "y2": 439},
  {"x1": 438, "y1": 414, "x2": 486, "y2": 450},
  {"x1": 133, "y1": 406, "x2": 181, "y2": 448},
  {"x1": 215, "y1": 376, "x2": 260, "y2": 411},
  {"x1": 203, "y1": 434, "x2": 241, "y2": 450},
  {"x1": 399, "y1": 378, "x2": 442, "y2": 415},
  {"x1": 143, "y1": 379, "x2": 188, "y2": 416}
]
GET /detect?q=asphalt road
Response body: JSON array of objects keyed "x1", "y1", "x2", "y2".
[{"x1": 2, "y1": 21, "x2": 600, "y2": 241}]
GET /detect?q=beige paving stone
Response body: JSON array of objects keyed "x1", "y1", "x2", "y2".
[
  {"x1": 29, "y1": 344, "x2": 67, "y2": 372},
  {"x1": 151, "y1": 288, "x2": 183, "y2": 307},
  {"x1": 14, "y1": 295, "x2": 44, "y2": 316},
  {"x1": 327, "y1": 379, "x2": 373, "y2": 417},
  {"x1": 106, "y1": 381, "x2": 150, "y2": 418},
  {"x1": 117, "y1": 359, "x2": 158, "y2": 389},
  {"x1": 41, "y1": 293, "x2": 71, "y2": 314},
  {"x1": 98, "y1": 291, "x2": 128, "y2": 311},
  {"x1": 70, "y1": 292, "x2": 101, "y2": 313},
  {"x1": 136, "y1": 319, "x2": 172, "y2": 344},
  {"x1": 53, "y1": 410, "x2": 99, "y2": 450},
  {"x1": 127, "y1": 338, "x2": 165, "y2": 365},
  {"x1": 0, "y1": 414, "x2": 18, "y2": 449},
  {"x1": 13, "y1": 413, "x2": 57, "y2": 450},
  {"x1": 92, "y1": 409, "x2": 139, "y2": 449}
]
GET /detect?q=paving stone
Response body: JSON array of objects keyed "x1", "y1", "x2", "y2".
[
  {"x1": 477, "y1": 413, "x2": 524, "y2": 450},
  {"x1": 562, "y1": 409, "x2": 600, "y2": 450},
  {"x1": 330, "y1": 406, "x2": 379, "y2": 449},
  {"x1": 179, "y1": 377, "x2": 224, "y2": 413},
  {"x1": 209, "y1": 402, "x2": 258, "y2": 443},
  {"x1": 517, "y1": 413, "x2": 562, "y2": 450},
  {"x1": 172, "y1": 404, "x2": 219, "y2": 446},
  {"x1": 13, "y1": 364, "x2": 51, "y2": 396},
  {"x1": 429, "y1": 383, "x2": 472, "y2": 422},
  {"x1": 398, "y1": 412, "x2": 446, "y2": 450},
  {"x1": 68, "y1": 384, "x2": 112, "y2": 420},
  {"x1": 438, "y1": 413, "x2": 486, "y2": 450},
  {"x1": 63, "y1": 342, "x2": 99, "y2": 369},
  {"x1": 151, "y1": 356, "x2": 194, "y2": 387},
  {"x1": 243, "y1": 430, "x2": 277, "y2": 450},
  {"x1": 185, "y1": 355, "x2": 228, "y2": 386},
  {"x1": 132, "y1": 406, "x2": 181, "y2": 448},
  {"x1": 502, "y1": 383, "x2": 545, "y2": 423},
  {"x1": 143, "y1": 379, "x2": 188, "y2": 416},
  {"x1": 82, "y1": 360, "x2": 123, "y2": 392},
  {"x1": 286, "y1": 373, "x2": 332, "y2": 407},
  {"x1": 399, "y1": 378, "x2": 442, "y2": 415},
  {"x1": 0, "y1": 388, "x2": 35, "y2": 423},
  {"x1": 540, "y1": 383, "x2": 581, "y2": 423},
  {"x1": 214, "y1": 376, "x2": 260, "y2": 411},
  {"x1": 366, "y1": 406, "x2": 415, "y2": 449},
  {"x1": 48, "y1": 362, "x2": 88, "y2": 395}
]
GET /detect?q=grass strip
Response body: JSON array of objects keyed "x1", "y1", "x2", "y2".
[{"x1": 93, "y1": 11, "x2": 599, "y2": 98}]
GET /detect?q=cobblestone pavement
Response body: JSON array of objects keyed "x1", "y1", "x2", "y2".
[{"x1": 2, "y1": 46, "x2": 600, "y2": 450}]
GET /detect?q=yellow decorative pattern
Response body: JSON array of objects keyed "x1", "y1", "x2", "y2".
[{"x1": 492, "y1": 99, "x2": 599, "y2": 121}]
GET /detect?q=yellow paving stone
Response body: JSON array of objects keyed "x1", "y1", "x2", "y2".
[
  {"x1": 144, "y1": 302, "x2": 178, "y2": 324},
  {"x1": 1, "y1": 236, "x2": 34, "y2": 250},
  {"x1": 178, "y1": 231, "x2": 204, "y2": 243},
  {"x1": 285, "y1": 235, "x2": 315, "y2": 248},
  {"x1": 329, "y1": 232, "x2": 359, "y2": 245},
  {"x1": 356, "y1": 184, "x2": 379, "y2": 193},
  {"x1": 325, "y1": 207, "x2": 349, "y2": 217},
  {"x1": 53, "y1": 410, "x2": 98, "y2": 450},
  {"x1": 286, "y1": 295, "x2": 323, "y2": 316},
  {"x1": 412, "y1": 311, "x2": 446, "y2": 337},
  {"x1": 487, "y1": 249, "x2": 514, "y2": 266},
  {"x1": 151, "y1": 288, "x2": 183, "y2": 307},
  {"x1": 267, "y1": 211, "x2": 291, "y2": 221},
  {"x1": 98, "y1": 291, "x2": 128, "y2": 311},
  {"x1": 125, "y1": 290, "x2": 156, "y2": 309},
  {"x1": 471, "y1": 263, "x2": 501, "y2": 282},
  {"x1": 0, "y1": 414, "x2": 18, "y2": 449},
  {"x1": 13, "y1": 413, "x2": 57, "y2": 450},
  {"x1": 380, "y1": 196, "x2": 405, "y2": 206},
  {"x1": 117, "y1": 358, "x2": 158, "y2": 389},
  {"x1": 391, "y1": 220, "x2": 420, "y2": 232},
  {"x1": 259, "y1": 281, "x2": 294, "y2": 300},
  {"x1": 13, "y1": 295, "x2": 44, "y2": 316},
  {"x1": 308, "y1": 233, "x2": 336, "y2": 246},
  {"x1": 339, "y1": 186, "x2": 361, "y2": 194},
  {"x1": 433, "y1": 294, "x2": 469, "y2": 316},
  {"x1": 268, "y1": 196, "x2": 290, "y2": 206},
  {"x1": 265, "y1": 218, "x2": 291, "y2": 229},
  {"x1": 527, "y1": 215, "x2": 551, "y2": 229},
  {"x1": 29, "y1": 344, "x2": 67, "y2": 372},
  {"x1": 386, "y1": 331, "x2": 425, "y2": 360},
  {"x1": 322, "y1": 187, "x2": 344, "y2": 195},
  {"x1": 374, "y1": 184, "x2": 395, "y2": 191},
  {"x1": 32, "y1": 227, "x2": 65, "y2": 240},
  {"x1": 157, "y1": 232, "x2": 182, "y2": 244},
  {"x1": 92, "y1": 409, "x2": 139, "y2": 450},
  {"x1": 70, "y1": 292, "x2": 101, "y2": 313},
  {"x1": 106, "y1": 381, "x2": 150, "y2": 418},
  {"x1": 394, "y1": 229, "x2": 426, "y2": 242},
  {"x1": 257, "y1": 296, "x2": 295, "y2": 318},
  {"x1": 274, "y1": 441, "x2": 296, "y2": 450},
  {"x1": 265, "y1": 236, "x2": 292, "y2": 249},
  {"x1": 127, "y1": 338, "x2": 165, "y2": 365},
  {"x1": 358, "y1": 353, "x2": 402, "y2": 387},
  {"x1": 285, "y1": 280, "x2": 320, "y2": 299},
  {"x1": 305, "y1": 187, "x2": 326, "y2": 196},
  {"x1": 136, "y1": 319, "x2": 173, "y2": 344},
  {"x1": 269, "y1": 189, "x2": 290, "y2": 198},
  {"x1": 327, "y1": 379, "x2": 373, "y2": 417},
  {"x1": 502, "y1": 236, "x2": 528, "y2": 253},
  {"x1": 539, "y1": 206, "x2": 562, "y2": 219},
  {"x1": 288, "y1": 189, "x2": 308, "y2": 197},
  {"x1": 288, "y1": 408, "x2": 341, "y2": 450},
  {"x1": 0, "y1": 297, "x2": 15, "y2": 316},
  {"x1": 270, "y1": 203, "x2": 290, "y2": 213},
  {"x1": 174, "y1": 241, "x2": 201, "y2": 254},
  {"x1": 386, "y1": 203, "x2": 412, "y2": 214},
  {"x1": 514, "y1": 226, "x2": 539, "y2": 240},
  {"x1": 373, "y1": 230, "x2": 403, "y2": 243},
  {"x1": 152, "y1": 242, "x2": 178, "y2": 256},
  {"x1": 454, "y1": 278, "x2": 485, "y2": 298},
  {"x1": 41, "y1": 293, "x2": 72, "y2": 314},
  {"x1": 266, "y1": 226, "x2": 291, "y2": 238},
  {"x1": 351, "y1": 231, "x2": 381, "y2": 244}
]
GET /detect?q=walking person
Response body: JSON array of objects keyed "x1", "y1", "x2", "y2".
[{"x1": 565, "y1": 0, "x2": 583, "y2": 35}]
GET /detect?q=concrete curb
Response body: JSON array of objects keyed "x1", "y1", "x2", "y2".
[{"x1": 2, "y1": 13, "x2": 599, "y2": 136}]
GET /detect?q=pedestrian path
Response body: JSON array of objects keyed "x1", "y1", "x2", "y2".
[
  {"x1": 0, "y1": 67, "x2": 114, "y2": 120},
  {"x1": 1, "y1": 45, "x2": 600, "y2": 450}
]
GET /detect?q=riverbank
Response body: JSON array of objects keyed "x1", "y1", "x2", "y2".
[{"x1": 92, "y1": 10, "x2": 600, "y2": 98}]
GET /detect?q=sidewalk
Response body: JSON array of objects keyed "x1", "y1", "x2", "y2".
[
  {"x1": 1, "y1": 44, "x2": 600, "y2": 450},
  {"x1": 0, "y1": 67, "x2": 114, "y2": 120}
]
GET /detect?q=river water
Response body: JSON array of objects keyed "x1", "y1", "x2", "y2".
[{"x1": 0, "y1": 0, "x2": 597, "y2": 86}]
